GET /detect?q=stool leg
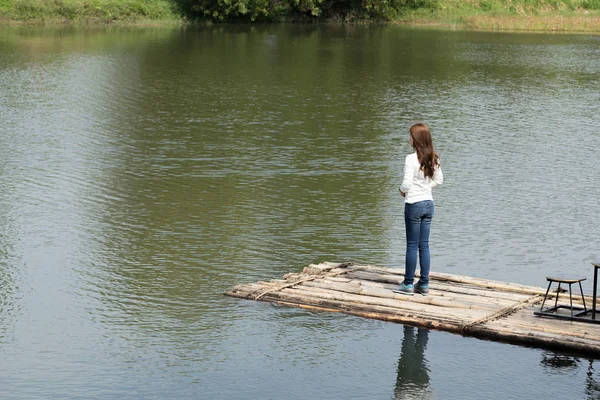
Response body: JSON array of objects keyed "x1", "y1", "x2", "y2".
[
  {"x1": 594, "y1": 266, "x2": 598, "y2": 320},
  {"x1": 569, "y1": 283, "x2": 573, "y2": 318},
  {"x1": 579, "y1": 281, "x2": 587, "y2": 312},
  {"x1": 541, "y1": 281, "x2": 552, "y2": 311},
  {"x1": 554, "y1": 282, "x2": 561, "y2": 308},
  {"x1": 579, "y1": 282, "x2": 587, "y2": 312}
]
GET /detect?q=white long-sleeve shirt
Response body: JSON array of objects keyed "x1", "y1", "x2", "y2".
[{"x1": 400, "y1": 152, "x2": 443, "y2": 204}]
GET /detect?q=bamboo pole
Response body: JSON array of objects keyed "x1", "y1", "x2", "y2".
[
  {"x1": 226, "y1": 286, "x2": 600, "y2": 356},
  {"x1": 226, "y1": 286, "x2": 474, "y2": 326},
  {"x1": 509, "y1": 311, "x2": 600, "y2": 336},
  {"x1": 274, "y1": 300, "x2": 466, "y2": 331},
  {"x1": 232, "y1": 283, "x2": 490, "y2": 321},
  {"x1": 250, "y1": 268, "x2": 594, "y2": 309},
  {"x1": 309, "y1": 262, "x2": 599, "y2": 303},
  {"x1": 271, "y1": 300, "x2": 465, "y2": 332},
  {"x1": 285, "y1": 286, "x2": 490, "y2": 319},
  {"x1": 238, "y1": 278, "x2": 528, "y2": 316},
  {"x1": 338, "y1": 268, "x2": 597, "y2": 306},
  {"x1": 468, "y1": 324, "x2": 600, "y2": 355},
  {"x1": 320, "y1": 262, "x2": 549, "y2": 295},
  {"x1": 226, "y1": 263, "x2": 600, "y2": 356},
  {"x1": 300, "y1": 280, "x2": 504, "y2": 311},
  {"x1": 487, "y1": 319, "x2": 599, "y2": 340},
  {"x1": 458, "y1": 295, "x2": 542, "y2": 333},
  {"x1": 319, "y1": 275, "x2": 531, "y2": 309},
  {"x1": 248, "y1": 265, "x2": 367, "y2": 300},
  {"x1": 322, "y1": 276, "x2": 532, "y2": 303},
  {"x1": 331, "y1": 278, "x2": 528, "y2": 305},
  {"x1": 357, "y1": 264, "x2": 547, "y2": 293}
]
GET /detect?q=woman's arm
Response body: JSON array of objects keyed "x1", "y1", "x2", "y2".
[
  {"x1": 431, "y1": 164, "x2": 443, "y2": 188},
  {"x1": 400, "y1": 155, "x2": 414, "y2": 194}
]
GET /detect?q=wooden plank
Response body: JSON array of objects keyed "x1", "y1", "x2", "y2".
[
  {"x1": 285, "y1": 286, "x2": 491, "y2": 319},
  {"x1": 226, "y1": 286, "x2": 478, "y2": 326},
  {"x1": 300, "y1": 280, "x2": 505, "y2": 311},
  {"x1": 233, "y1": 283, "x2": 491, "y2": 320},
  {"x1": 225, "y1": 263, "x2": 600, "y2": 357}
]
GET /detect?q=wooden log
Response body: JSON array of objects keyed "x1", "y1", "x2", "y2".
[
  {"x1": 232, "y1": 283, "x2": 481, "y2": 320},
  {"x1": 344, "y1": 269, "x2": 597, "y2": 306},
  {"x1": 358, "y1": 264, "x2": 542, "y2": 289},
  {"x1": 247, "y1": 266, "x2": 371, "y2": 300},
  {"x1": 302, "y1": 262, "x2": 359, "y2": 275},
  {"x1": 240, "y1": 278, "x2": 521, "y2": 314},
  {"x1": 300, "y1": 280, "x2": 503, "y2": 311},
  {"x1": 287, "y1": 286, "x2": 491, "y2": 318},
  {"x1": 226, "y1": 286, "x2": 475, "y2": 326},
  {"x1": 487, "y1": 319, "x2": 598, "y2": 340},
  {"x1": 364, "y1": 265, "x2": 600, "y2": 305},
  {"x1": 502, "y1": 310, "x2": 600, "y2": 337},
  {"x1": 271, "y1": 300, "x2": 467, "y2": 332},
  {"x1": 238, "y1": 275, "x2": 591, "y2": 313},
  {"x1": 324, "y1": 275, "x2": 530, "y2": 308},
  {"x1": 342, "y1": 270, "x2": 400, "y2": 284},
  {"x1": 226, "y1": 287, "x2": 600, "y2": 356},
  {"x1": 348, "y1": 278, "x2": 526, "y2": 306},
  {"x1": 308, "y1": 263, "x2": 600, "y2": 306},
  {"x1": 257, "y1": 280, "x2": 284, "y2": 286},
  {"x1": 458, "y1": 295, "x2": 542, "y2": 333},
  {"x1": 323, "y1": 276, "x2": 532, "y2": 302},
  {"x1": 233, "y1": 283, "x2": 490, "y2": 321},
  {"x1": 226, "y1": 264, "x2": 600, "y2": 356},
  {"x1": 343, "y1": 264, "x2": 548, "y2": 295},
  {"x1": 468, "y1": 323, "x2": 600, "y2": 356}
]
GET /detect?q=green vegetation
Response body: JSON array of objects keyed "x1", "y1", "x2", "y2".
[
  {"x1": 0, "y1": 0, "x2": 439, "y2": 22},
  {"x1": 0, "y1": 0, "x2": 599, "y2": 31},
  {"x1": 184, "y1": 0, "x2": 440, "y2": 21},
  {"x1": 0, "y1": 0, "x2": 183, "y2": 23},
  {"x1": 399, "y1": 0, "x2": 600, "y2": 32}
]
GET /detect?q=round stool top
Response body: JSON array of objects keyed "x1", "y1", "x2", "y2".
[{"x1": 545, "y1": 276, "x2": 586, "y2": 283}]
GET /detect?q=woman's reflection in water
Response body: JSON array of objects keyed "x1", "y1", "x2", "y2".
[{"x1": 394, "y1": 325, "x2": 434, "y2": 400}]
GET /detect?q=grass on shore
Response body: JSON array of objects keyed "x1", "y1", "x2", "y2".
[
  {"x1": 0, "y1": 0, "x2": 183, "y2": 24},
  {"x1": 0, "y1": 0, "x2": 599, "y2": 31},
  {"x1": 399, "y1": 0, "x2": 600, "y2": 32}
]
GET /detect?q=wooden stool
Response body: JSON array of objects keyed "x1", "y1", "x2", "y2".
[{"x1": 537, "y1": 276, "x2": 587, "y2": 320}]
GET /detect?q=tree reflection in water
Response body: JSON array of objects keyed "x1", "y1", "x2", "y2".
[{"x1": 394, "y1": 325, "x2": 434, "y2": 400}]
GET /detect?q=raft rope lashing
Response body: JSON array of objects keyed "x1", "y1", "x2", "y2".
[
  {"x1": 250, "y1": 264, "x2": 364, "y2": 301},
  {"x1": 458, "y1": 294, "x2": 543, "y2": 334}
]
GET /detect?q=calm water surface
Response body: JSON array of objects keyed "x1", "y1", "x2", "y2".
[{"x1": 1, "y1": 25, "x2": 599, "y2": 399}]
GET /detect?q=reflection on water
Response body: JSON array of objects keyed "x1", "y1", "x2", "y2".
[
  {"x1": 541, "y1": 350, "x2": 581, "y2": 372},
  {"x1": 0, "y1": 25, "x2": 599, "y2": 399},
  {"x1": 541, "y1": 352, "x2": 600, "y2": 400},
  {"x1": 394, "y1": 326, "x2": 433, "y2": 400},
  {"x1": 586, "y1": 361, "x2": 600, "y2": 399}
]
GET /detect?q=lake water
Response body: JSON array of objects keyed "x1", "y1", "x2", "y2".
[{"x1": 1, "y1": 24, "x2": 599, "y2": 399}]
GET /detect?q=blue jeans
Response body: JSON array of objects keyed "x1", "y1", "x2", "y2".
[{"x1": 404, "y1": 200, "x2": 434, "y2": 286}]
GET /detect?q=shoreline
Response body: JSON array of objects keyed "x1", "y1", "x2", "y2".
[
  {"x1": 396, "y1": 14, "x2": 600, "y2": 33},
  {"x1": 1, "y1": 14, "x2": 599, "y2": 34}
]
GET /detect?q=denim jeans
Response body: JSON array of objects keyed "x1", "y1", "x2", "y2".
[{"x1": 404, "y1": 200, "x2": 434, "y2": 286}]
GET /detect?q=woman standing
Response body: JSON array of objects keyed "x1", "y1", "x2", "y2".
[{"x1": 393, "y1": 123, "x2": 443, "y2": 296}]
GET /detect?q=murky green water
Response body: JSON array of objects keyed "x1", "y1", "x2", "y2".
[{"x1": 1, "y1": 25, "x2": 599, "y2": 399}]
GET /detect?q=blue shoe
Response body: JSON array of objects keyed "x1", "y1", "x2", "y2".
[
  {"x1": 414, "y1": 282, "x2": 429, "y2": 296},
  {"x1": 392, "y1": 282, "x2": 414, "y2": 296}
]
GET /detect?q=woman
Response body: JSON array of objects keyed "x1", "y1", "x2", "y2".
[{"x1": 393, "y1": 123, "x2": 443, "y2": 296}]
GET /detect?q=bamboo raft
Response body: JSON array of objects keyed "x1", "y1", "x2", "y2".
[{"x1": 225, "y1": 262, "x2": 600, "y2": 356}]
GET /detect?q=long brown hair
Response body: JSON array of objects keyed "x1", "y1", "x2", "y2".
[{"x1": 409, "y1": 123, "x2": 439, "y2": 179}]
